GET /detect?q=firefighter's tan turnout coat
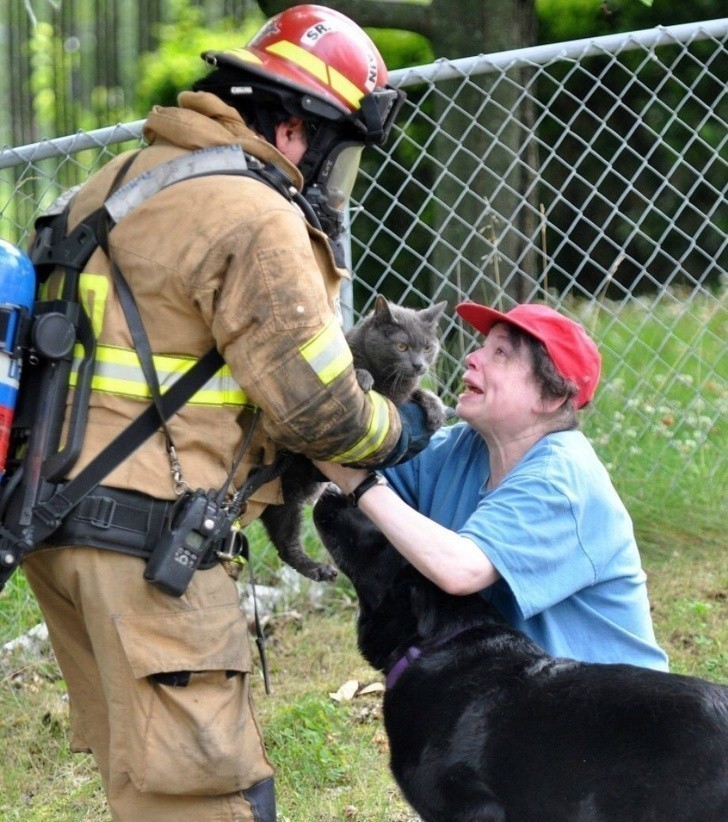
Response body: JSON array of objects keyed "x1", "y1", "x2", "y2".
[
  {"x1": 22, "y1": 91, "x2": 403, "y2": 820},
  {"x1": 53, "y1": 90, "x2": 402, "y2": 522}
]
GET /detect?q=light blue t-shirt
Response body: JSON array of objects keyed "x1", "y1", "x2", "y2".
[{"x1": 384, "y1": 423, "x2": 669, "y2": 671}]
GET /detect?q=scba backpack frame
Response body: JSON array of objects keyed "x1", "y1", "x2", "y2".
[
  {"x1": 0, "y1": 230, "x2": 98, "y2": 585},
  {"x1": 0, "y1": 144, "x2": 309, "y2": 594},
  {"x1": 0, "y1": 224, "x2": 224, "y2": 593}
]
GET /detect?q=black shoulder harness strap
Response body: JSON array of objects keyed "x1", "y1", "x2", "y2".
[
  {"x1": 33, "y1": 346, "x2": 224, "y2": 532},
  {"x1": 0, "y1": 145, "x2": 305, "y2": 574},
  {"x1": 31, "y1": 143, "x2": 313, "y2": 280}
]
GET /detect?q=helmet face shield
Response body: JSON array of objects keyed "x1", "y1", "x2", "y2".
[
  {"x1": 302, "y1": 140, "x2": 363, "y2": 265},
  {"x1": 318, "y1": 142, "x2": 363, "y2": 213},
  {"x1": 297, "y1": 88, "x2": 403, "y2": 263}
]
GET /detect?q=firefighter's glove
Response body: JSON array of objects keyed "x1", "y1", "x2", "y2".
[{"x1": 376, "y1": 400, "x2": 433, "y2": 468}]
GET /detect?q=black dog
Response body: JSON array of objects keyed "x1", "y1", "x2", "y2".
[{"x1": 313, "y1": 487, "x2": 728, "y2": 822}]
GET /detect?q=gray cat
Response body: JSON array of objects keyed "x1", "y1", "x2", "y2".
[
  {"x1": 346, "y1": 294, "x2": 448, "y2": 429},
  {"x1": 258, "y1": 295, "x2": 448, "y2": 582}
]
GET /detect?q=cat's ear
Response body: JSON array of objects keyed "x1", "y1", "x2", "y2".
[
  {"x1": 421, "y1": 300, "x2": 448, "y2": 325},
  {"x1": 374, "y1": 294, "x2": 393, "y2": 317}
]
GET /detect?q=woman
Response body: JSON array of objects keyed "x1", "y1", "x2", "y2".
[{"x1": 316, "y1": 301, "x2": 668, "y2": 670}]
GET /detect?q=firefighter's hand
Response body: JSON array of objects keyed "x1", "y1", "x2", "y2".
[{"x1": 374, "y1": 400, "x2": 434, "y2": 468}]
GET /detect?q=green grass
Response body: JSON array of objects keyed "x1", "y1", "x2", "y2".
[
  {"x1": 1, "y1": 511, "x2": 726, "y2": 821},
  {"x1": 1, "y1": 536, "x2": 725, "y2": 821},
  {"x1": 0, "y1": 291, "x2": 726, "y2": 818},
  {"x1": 581, "y1": 290, "x2": 726, "y2": 499}
]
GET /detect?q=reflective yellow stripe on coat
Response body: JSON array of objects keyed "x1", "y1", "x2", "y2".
[
  {"x1": 298, "y1": 318, "x2": 353, "y2": 387},
  {"x1": 70, "y1": 344, "x2": 251, "y2": 407},
  {"x1": 332, "y1": 390, "x2": 391, "y2": 463},
  {"x1": 299, "y1": 318, "x2": 391, "y2": 463}
]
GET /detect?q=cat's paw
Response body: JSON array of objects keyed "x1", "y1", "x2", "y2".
[
  {"x1": 311, "y1": 563, "x2": 339, "y2": 582},
  {"x1": 411, "y1": 387, "x2": 448, "y2": 431},
  {"x1": 355, "y1": 367, "x2": 375, "y2": 392}
]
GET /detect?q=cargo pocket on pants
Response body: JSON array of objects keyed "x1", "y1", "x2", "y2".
[{"x1": 114, "y1": 603, "x2": 267, "y2": 796}]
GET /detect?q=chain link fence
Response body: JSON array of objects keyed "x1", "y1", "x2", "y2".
[
  {"x1": 0, "y1": 19, "x2": 726, "y2": 640},
  {"x1": 362, "y1": 18, "x2": 727, "y2": 502}
]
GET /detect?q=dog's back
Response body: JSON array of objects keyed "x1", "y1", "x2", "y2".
[
  {"x1": 313, "y1": 487, "x2": 728, "y2": 822},
  {"x1": 385, "y1": 621, "x2": 728, "y2": 821}
]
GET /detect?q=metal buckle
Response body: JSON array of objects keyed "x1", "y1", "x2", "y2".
[
  {"x1": 88, "y1": 495, "x2": 117, "y2": 529},
  {"x1": 216, "y1": 527, "x2": 248, "y2": 562}
]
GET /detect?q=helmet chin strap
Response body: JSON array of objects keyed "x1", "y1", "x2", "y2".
[
  {"x1": 301, "y1": 184, "x2": 347, "y2": 267},
  {"x1": 297, "y1": 119, "x2": 348, "y2": 185}
]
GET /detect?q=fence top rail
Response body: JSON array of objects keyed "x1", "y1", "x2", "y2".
[
  {"x1": 1, "y1": 17, "x2": 726, "y2": 171},
  {"x1": 0, "y1": 120, "x2": 147, "y2": 171},
  {"x1": 390, "y1": 17, "x2": 728, "y2": 86}
]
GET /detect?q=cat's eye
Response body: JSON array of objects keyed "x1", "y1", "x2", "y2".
[
  {"x1": 395, "y1": 342, "x2": 408, "y2": 352},
  {"x1": 424, "y1": 344, "x2": 433, "y2": 352}
]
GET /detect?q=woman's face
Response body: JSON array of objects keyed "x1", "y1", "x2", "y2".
[{"x1": 456, "y1": 323, "x2": 543, "y2": 436}]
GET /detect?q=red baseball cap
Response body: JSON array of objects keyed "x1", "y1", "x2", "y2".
[{"x1": 456, "y1": 302, "x2": 602, "y2": 409}]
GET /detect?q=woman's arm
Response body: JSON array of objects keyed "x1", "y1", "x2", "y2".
[{"x1": 314, "y1": 461, "x2": 500, "y2": 595}]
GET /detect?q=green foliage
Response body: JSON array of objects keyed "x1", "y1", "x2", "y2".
[
  {"x1": 537, "y1": 0, "x2": 722, "y2": 43},
  {"x1": 136, "y1": 3, "x2": 264, "y2": 112},
  {"x1": 0, "y1": 571, "x2": 43, "y2": 646},
  {"x1": 581, "y1": 290, "x2": 727, "y2": 506},
  {"x1": 534, "y1": 36, "x2": 724, "y2": 296},
  {"x1": 367, "y1": 28, "x2": 434, "y2": 72},
  {"x1": 536, "y1": 0, "x2": 610, "y2": 42},
  {"x1": 26, "y1": 18, "x2": 135, "y2": 132},
  {"x1": 27, "y1": 23, "x2": 58, "y2": 132},
  {"x1": 264, "y1": 696, "x2": 355, "y2": 786}
]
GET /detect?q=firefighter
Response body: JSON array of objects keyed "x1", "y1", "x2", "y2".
[{"x1": 21, "y1": 6, "x2": 431, "y2": 819}]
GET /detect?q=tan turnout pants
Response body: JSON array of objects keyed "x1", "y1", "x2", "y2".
[{"x1": 24, "y1": 545, "x2": 274, "y2": 821}]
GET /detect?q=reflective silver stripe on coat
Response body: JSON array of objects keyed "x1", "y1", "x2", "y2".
[{"x1": 104, "y1": 144, "x2": 254, "y2": 224}]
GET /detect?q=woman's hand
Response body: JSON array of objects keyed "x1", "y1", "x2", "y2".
[
  {"x1": 312, "y1": 460, "x2": 369, "y2": 497},
  {"x1": 312, "y1": 459, "x2": 500, "y2": 595}
]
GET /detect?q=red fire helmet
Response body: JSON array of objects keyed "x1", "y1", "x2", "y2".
[{"x1": 202, "y1": 4, "x2": 404, "y2": 144}]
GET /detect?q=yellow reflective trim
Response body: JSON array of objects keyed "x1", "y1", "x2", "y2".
[
  {"x1": 333, "y1": 391, "x2": 390, "y2": 463},
  {"x1": 79, "y1": 273, "x2": 109, "y2": 338},
  {"x1": 265, "y1": 41, "x2": 363, "y2": 109},
  {"x1": 327, "y1": 67, "x2": 365, "y2": 109},
  {"x1": 69, "y1": 343, "x2": 251, "y2": 407},
  {"x1": 35, "y1": 272, "x2": 109, "y2": 336},
  {"x1": 266, "y1": 40, "x2": 328, "y2": 82},
  {"x1": 299, "y1": 319, "x2": 352, "y2": 386},
  {"x1": 37, "y1": 272, "x2": 65, "y2": 301},
  {"x1": 225, "y1": 47, "x2": 264, "y2": 65},
  {"x1": 92, "y1": 344, "x2": 189, "y2": 375}
]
